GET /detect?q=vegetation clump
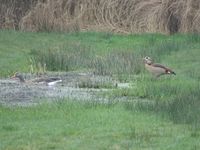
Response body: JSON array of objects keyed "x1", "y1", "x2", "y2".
[{"x1": 1, "y1": 0, "x2": 200, "y2": 34}]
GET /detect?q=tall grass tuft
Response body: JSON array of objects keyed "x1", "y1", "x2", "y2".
[
  {"x1": 186, "y1": 33, "x2": 200, "y2": 43},
  {"x1": 30, "y1": 45, "x2": 144, "y2": 76},
  {"x1": 135, "y1": 77, "x2": 200, "y2": 125},
  {"x1": 29, "y1": 44, "x2": 93, "y2": 72},
  {"x1": 92, "y1": 50, "x2": 143, "y2": 75},
  {"x1": 140, "y1": 40, "x2": 182, "y2": 61},
  {"x1": 168, "y1": 83, "x2": 200, "y2": 124},
  {"x1": 29, "y1": 35, "x2": 188, "y2": 76}
]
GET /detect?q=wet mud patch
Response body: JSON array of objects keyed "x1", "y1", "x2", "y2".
[{"x1": 0, "y1": 72, "x2": 122, "y2": 106}]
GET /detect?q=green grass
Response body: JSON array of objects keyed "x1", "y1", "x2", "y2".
[
  {"x1": 0, "y1": 30, "x2": 193, "y2": 76},
  {"x1": 1, "y1": 30, "x2": 200, "y2": 149},
  {"x1": 1, "y1": 101, "x2": 200, "y2": 150}
]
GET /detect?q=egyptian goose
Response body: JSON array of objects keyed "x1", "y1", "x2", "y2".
[
  {"x1": 11, "y1": 72, "x2": 62, "y2": 86},
  {"x1": 143, "y1": 56, "x2": 176, "y2": 77}
]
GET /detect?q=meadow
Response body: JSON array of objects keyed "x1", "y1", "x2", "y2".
[{"x1": 0, "y1": 30, "x2": 200, "y2": 149}]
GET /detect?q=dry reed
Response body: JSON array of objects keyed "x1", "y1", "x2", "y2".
[{"x1": 1, "y1": 0, "x2": 200, "y2": 34}]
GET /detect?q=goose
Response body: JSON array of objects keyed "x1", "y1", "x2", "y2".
[
  {"x1": 143, "y1": 56, "x2": 176, "y2": 78},
  {"x1": 11, "y1": 72, "x2": 62, "y2": 86}
]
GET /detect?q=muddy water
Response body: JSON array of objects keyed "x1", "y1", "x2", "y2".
[{"x1": 0, "y1": 72, "x2": 124, "y2": 106}]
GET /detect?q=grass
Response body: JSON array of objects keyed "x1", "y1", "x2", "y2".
[
  {"x1": 23, "y1": 33, "x2": 190, "y2": 76},
  {"x1": 1, "y1": 30, "x2": 200, "y2": 149},
  {"x1": 1, "y1": 101, "x2": 200, "y2": 150},
  {"x1": 0, "y1": 30, "x2": 188, "y2": 76}
]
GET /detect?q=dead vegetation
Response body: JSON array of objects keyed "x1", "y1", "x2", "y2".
[
  {"x1": 0, "y1": 0, "x2": 37, "y2": 30},
  {"x1": 1, "y1": 0, "x2": 200, "y2": 34}
]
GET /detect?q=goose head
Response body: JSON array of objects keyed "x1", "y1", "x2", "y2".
[
  {"x1": 143, "y1": 56, "x2": 153, "y2": 65},
  {"x1": 11, "y1": 72, "x2": 25, "y2": 82}
]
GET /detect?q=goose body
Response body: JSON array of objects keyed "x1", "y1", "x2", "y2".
[
  {"x1": 143, "y1": 56, "x2": 176, "y2": 77},
  {"x1": 11, "y1": 72, "x2": 62, "y2": 86}
]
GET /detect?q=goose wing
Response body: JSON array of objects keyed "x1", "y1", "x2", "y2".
[
  {"x1": 152, "y1": 63, "x2": 176, "y2": 75},
  {"x1": 32, "y1": 77, "x2": 61, "y2": 83},
  {"x1": 44, "y1": 77, "x2": 62, "y2": 83}
]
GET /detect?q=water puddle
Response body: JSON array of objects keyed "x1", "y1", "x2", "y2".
[{"x1": 0, "y1": 72, "x2": 125, "y2": 106}]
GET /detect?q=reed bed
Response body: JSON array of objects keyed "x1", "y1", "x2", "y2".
[{"x1": 1, "y1": 0, "x2": 200, "y2": 34}]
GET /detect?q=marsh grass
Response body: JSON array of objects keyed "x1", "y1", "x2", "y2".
[
  {"x1": 92, "y1": 51, "x2": 142, "y2": 75},
  {"x1": 1, "y1": 100, "x2": 199, "y2": 150},
  {"x1": 168, "y1": 83, "x2": 200, "y2": 124},
  {"x1": 131, "y1": 75, "x2": 200, "y2": 125},
  {"x1": 3, "y1": 0, "x2": 200, "y2": 35},
  {"x1": 29, "y1": 44, "x2": 93, "y2": 72},
  {"x1": 27, "y1": 32, "x2": 200, "y2": 125},
  {"x1": 30, "y1": 47, "x2": 143, "y2": 76},
  {"x1": 140, "y1": 39, "x2": 183, "y2": 62},
  {"x1": 30, "y1": 34, "x2": 186, "y2": 77},
  {"x1": 186, "y1": 33, "x2": 200, "y2": 43},
  {"x1": 1, "y1": 31, "x2": 200, "y2": 149}
]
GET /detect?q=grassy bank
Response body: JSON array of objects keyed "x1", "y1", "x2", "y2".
[
  {"x1": 1, "y1": 30, "x2": 200, "y2": 149},
  {"x1": 1, "y1": 101, "x2": 200, "y2": 150},
  {"x1": 0, "y1": 30, "x2": 197, "y2": 76}
]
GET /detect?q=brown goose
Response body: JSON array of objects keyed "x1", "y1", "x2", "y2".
[
  {"x1": 11, "y1": 72, "x2": 62, "y2": 86},
  {"x1": 143, "y1": 56, "x2": 176, "y2": 78}
]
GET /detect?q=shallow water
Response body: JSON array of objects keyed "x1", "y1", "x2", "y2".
[{"x1": 0, "y1": 72, "x2": 121, "y2": 106}]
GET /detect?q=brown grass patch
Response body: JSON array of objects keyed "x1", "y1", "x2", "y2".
[{"x1": 1, "y1": 0, "x2": 200, "y2": 34}]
